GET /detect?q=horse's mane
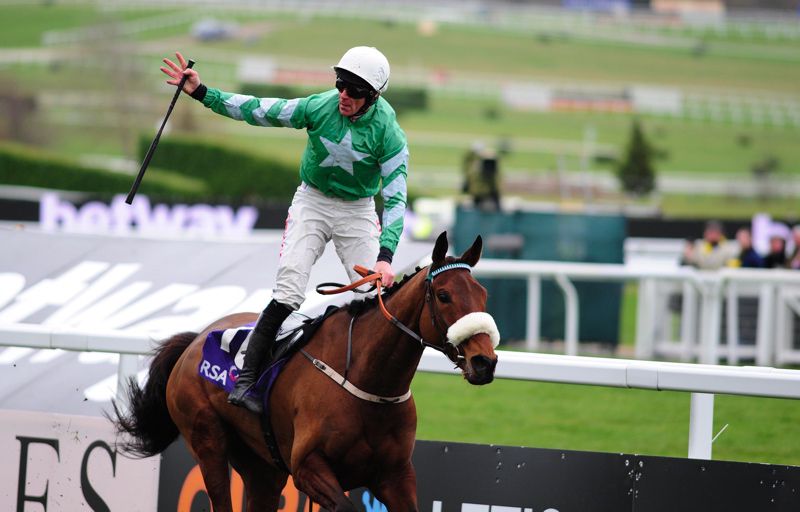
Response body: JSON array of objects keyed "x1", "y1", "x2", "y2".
[{"x1": 344, "y1": 256, "x2": 463, "y2": 316}]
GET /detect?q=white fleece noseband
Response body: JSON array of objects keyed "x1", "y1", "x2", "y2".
[{"x1": 446, "y1": 312, "x2": 500, "y2": 348}]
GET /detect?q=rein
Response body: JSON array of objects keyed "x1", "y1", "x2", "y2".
[
  {"x1": 307, "y1": 263, "x2": 470, "y2": 404},
  {"x1": 316, "y1": 265, "x2": 467, "y2": 364}
]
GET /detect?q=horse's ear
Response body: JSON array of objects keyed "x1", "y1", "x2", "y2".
[
  {"x1": 460, "y1": 235, "x2": 483, "y2": 267},
  {"x1": 432, "y1": 231, "x2": 449, "y2": 265}
]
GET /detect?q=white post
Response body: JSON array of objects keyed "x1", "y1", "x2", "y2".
[
  {"x1": 117, "y1": 353, "x2": 139, "y2": 404},
  {"x1": 688, "y1": 392, "x2": 714, "y2": 460},
  {"x1": 651, "y1": 281, "x2": 669, "y2": 343},
  {"x1": 526, "y1": 276, "x2": 541, "y2": 352},
  {"x1": 756, "y1": 283, "x2": 775, "y2": 367},
  {"x1": 698, "y1": 279, "x2": 722, "y2": 365},
  {"x1": 726, "y1": 282, "x2": 739, "y2": 366},
  {"x1": 775, "y1": 291, "x2": 800, "y2": 367},
  {"x1": 635, "y1": 279, "x2": 655, "y2": 360},
  {"x1": 680, "y1": 281, "x2": 698, "y2": 362},
  {"x1": 774, "y1": 289, "x2": 787, "y2": 367},
  {"x1": 555, "y1": 274, "x2": 579, "y2": 356}
]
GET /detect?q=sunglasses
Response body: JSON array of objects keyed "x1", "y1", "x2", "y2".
[{"x1": 335, "y1": 78, "x2": 371, "y2": 99}]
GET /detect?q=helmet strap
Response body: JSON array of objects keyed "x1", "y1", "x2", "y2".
[{"x1": 349, "y1": 90, "x2": 379, "y2": 121}]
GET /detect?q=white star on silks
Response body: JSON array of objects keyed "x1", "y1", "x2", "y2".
[{"x1": 318, "y1": 130, "x2": 370, "y2": 175}]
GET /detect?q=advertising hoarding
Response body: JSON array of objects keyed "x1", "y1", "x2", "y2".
[{"x1": 0, "y1": 410, "x2": 159, "y2": 511}]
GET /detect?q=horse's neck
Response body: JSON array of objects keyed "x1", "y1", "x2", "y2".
[{"x1": 348, "y1": 273, "x2": 428, "y2": 397}]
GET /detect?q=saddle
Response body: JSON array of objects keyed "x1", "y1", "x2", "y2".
[
  {"x1": 200, "y1": 305, "x2": 340, "y2": 392},
  {"x1": 271, "y1": 305, "x2": 340, "y2": 363}
]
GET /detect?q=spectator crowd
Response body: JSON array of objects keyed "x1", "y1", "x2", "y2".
[{"x1": 681, "y1": 220, "x2": 800, "y2": 270}]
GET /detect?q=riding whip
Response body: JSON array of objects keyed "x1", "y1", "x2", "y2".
[{"x1": 125, "y1": 59, "x2": 195, "y2": 205}]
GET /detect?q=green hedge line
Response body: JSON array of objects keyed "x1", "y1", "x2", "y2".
[
  {"x1": 382, "y1": 87, "x2": 429, "y2": 116},
  {"x1": 0, "y1": 142, "x2": 205, "y2": 200},
  {"x1": 0, "y1": 138, "x2": 416, "y2": 208},
  {"x1": 138, "y1": 135, "x2": 299, "y2": 203},
  {"x1": 239, "y1": 83, "x2": 429, "y2": 117},
  {"x1": 239, "y1": 83, "x2": 315, "y2": 99}
]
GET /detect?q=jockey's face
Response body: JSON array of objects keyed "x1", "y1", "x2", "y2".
[{"x1": 338, "y1": 88, "x2": 367, "y2": 117}]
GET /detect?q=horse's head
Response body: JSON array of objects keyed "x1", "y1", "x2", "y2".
[{"x1": 419, "y1": 232, "x2": 499, "y2": 385}]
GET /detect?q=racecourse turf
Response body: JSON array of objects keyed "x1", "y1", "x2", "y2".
[{"x1": 411, "y1": 371, "x2": 800, "y2": 467}]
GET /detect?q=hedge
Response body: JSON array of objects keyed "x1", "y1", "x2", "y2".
[
  {"x1": 0, "y1": 142, "x2": 205, "y2": 200},
  {"x1": 138, "y1": 134, "x2": 299, "y2": 204},
  {"x1": 382, "y1": 87, "x2": 429, "y2": 116}
]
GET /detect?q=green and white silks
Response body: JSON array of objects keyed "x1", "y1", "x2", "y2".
[{"x1": 201, "y1": 87, "x2": 408, "y2": 254}]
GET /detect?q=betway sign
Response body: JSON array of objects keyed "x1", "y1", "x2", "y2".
[{"x1": 40, "y1": 193, "x2": 259, "y2": 237}]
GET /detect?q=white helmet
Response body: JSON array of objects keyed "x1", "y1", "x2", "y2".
[{"x1": 333, "y1": 46, "x2": 390, "y2": 93}]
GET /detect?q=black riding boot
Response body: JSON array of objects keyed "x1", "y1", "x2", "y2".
[{"x1": 228, "y1": 300, "x2": 293, "y2": 414}]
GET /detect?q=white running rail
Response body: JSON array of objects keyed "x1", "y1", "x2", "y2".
[{"x1": 1, "y1": 322, "x2": 799, "y2": 461}]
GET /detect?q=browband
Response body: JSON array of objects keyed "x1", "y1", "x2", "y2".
[{"x1": 427, "y1": 262, "x2": 471, "y2": 281}]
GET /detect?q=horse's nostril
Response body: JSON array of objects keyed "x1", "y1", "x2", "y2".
[
  {"x1": 471, "y1": 355, "x2": 494, "y2": 373},
  {"x1": 467, "y1": 355, "x2": 496, "y2": 385}
]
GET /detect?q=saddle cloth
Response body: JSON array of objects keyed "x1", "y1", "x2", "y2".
[{"x1": 198, "y1": 306, "x2": 339, "y2": 401}]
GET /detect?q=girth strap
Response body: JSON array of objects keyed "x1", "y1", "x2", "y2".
[{"x1": 258, "y1": 407, "x2": 290, "y2": 473}]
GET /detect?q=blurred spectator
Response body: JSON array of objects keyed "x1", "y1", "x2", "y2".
[
  {"x1": 681, "y1": 220, "x2": 738, "y2": 270},
  {"x1": 789, "y1": 226, "x2": 800, "y2": 269},
  {"x1": 763, "y1": 235, "x2": 788, "y2": 269},
  {"x1": 461, "y1": 141, "x2": 501, "y2": 211},
  {"x1": 731, "y1": 227, "x2": 763, "y2": 268}
]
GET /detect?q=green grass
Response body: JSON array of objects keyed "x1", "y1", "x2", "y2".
[
  {"x1": 401, "y1": 98, "x2": 800, "y2": 175},
  {"x1": 206, "y1": 14, "x2": 800, "y2": 94},
  {"x1": 619, "y1": 283, "x2": 638, "y2": 347},
  {"x1": 0, "y1": 4, "x2": 102, "y2": 47},
  {"x1": 411, "y1": 372, "x2": 800, "y2": 466},
  {"x1": 0, "y1": 5, "x2": 179, "y2": 47},
  {"x1": 661, "y1": 193, "x2": 800, "y2": 219},
  {"x1": 177, "y1": 93, "x2": 800, "y2": 178}
]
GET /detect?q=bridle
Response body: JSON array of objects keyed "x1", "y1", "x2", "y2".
[
  {"x1": 303, "y1": 263, "x2": 475, "y2": 405},
  {"x1": 317, "y1": 263, "x2": 473, "y2": 366}
]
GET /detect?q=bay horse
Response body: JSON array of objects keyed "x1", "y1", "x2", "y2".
[{"x1": 111, "y1": 232, "x2": 498, "y2": 511}]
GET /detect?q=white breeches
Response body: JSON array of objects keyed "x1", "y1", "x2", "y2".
[{"x1": 272, "y1": 183, "x2": 380, "y2": 310}]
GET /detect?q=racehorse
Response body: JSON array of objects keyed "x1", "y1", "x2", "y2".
[{"x1": 111, "y1": 232, "x2": 498, "y2": 511}]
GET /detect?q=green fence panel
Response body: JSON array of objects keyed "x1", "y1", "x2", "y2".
[{"x1": 453, "y1": 206, "x2": 626, "y2": 346}]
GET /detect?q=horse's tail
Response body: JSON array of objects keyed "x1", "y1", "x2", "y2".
[{"x1": 109, "y1": 331, "x2": 197, "y2": 458}]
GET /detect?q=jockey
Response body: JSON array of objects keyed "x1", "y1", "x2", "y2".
[{"x1": 161, "y1": 47, "x2": 409, "y2": 414}]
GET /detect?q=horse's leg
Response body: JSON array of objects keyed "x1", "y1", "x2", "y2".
[
  {"x1": 228, "y1": 435, "x2": 288, "y2": 511},
  {"x1": 293, "y1": 452, "x2": 355, "y2": 512},
  {"x1": 184, "y1": 412, "x2": 235, "y2": 512},
  {"x1": 372, "y1": 463, "x2": 419, "y2": 512}
]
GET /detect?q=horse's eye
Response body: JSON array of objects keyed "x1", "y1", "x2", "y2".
[{"x1": 436, "y1": 290, "x2": 451, "y2": 303}]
